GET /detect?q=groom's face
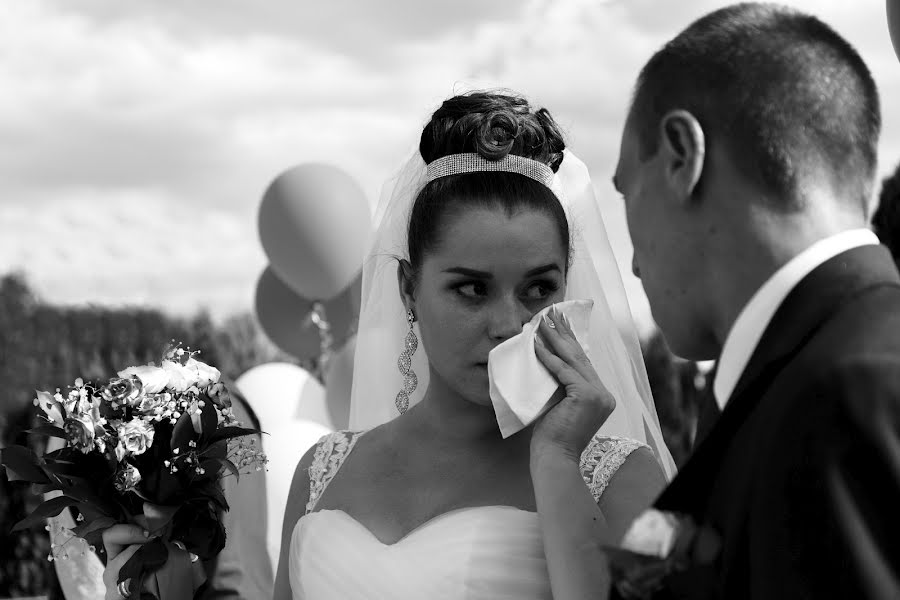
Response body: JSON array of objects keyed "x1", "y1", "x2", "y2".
[{"x1": 614, "y1": 119, "x2": 706, "y2": 358}]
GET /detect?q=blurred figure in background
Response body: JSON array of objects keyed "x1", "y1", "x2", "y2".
[
  {"x1": 640, "y1": 332, "x2": 710, "y2": 467},
  {"x1": 871, "y1": 161, "x2": 900, "y2": 260}
]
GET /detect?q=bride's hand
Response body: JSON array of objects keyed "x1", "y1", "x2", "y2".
[
  {"x1": 102, "y1": 524, "x2": 155, "y2": 600},
  {"x1": 532, "y1": 306, "x2": 616, "y2": 461},
  {"x1": 101, "y1": 524, "x2": 205, "y2": 599}
]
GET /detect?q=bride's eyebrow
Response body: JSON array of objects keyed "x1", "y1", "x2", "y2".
[
  {"x1": 442, "y1": 264, "x2": 560, "y2": 279},
  {"x1": 443, "y1": 267, "x2": 492, "y2": 279},
  {"x1": 524, "y1": 264, "x2": 561, "y2": 277}
]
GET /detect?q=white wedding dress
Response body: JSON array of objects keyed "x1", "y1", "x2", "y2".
[{"x1": 289, "y1": 430, "x2": 646, "y2": 599}]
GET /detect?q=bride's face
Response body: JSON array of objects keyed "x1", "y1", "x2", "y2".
[{"x1": 409, "y1": 206, "x2": 567, "y2": 406}]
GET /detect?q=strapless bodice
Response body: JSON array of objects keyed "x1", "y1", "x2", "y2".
[{"x1": 290, "y1": 506, "x2": 551, "y2": 599}]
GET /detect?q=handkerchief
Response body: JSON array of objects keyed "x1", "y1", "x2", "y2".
[{"x1": 488, "y1": 299, "x2": 594, "y2": 438}]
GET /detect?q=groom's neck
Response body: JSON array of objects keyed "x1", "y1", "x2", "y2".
[{"x1": 707, "y1": 196, "x2": 868, "y2": 347}]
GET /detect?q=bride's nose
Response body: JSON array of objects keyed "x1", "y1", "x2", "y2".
[{"x1": 486, "y1": 296, "x2": 530, "y2": 342}]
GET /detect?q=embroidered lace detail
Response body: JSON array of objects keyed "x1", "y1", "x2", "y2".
[
  {"x1": 306, "y1": 430, "x2": 365, "y2": 515},
  {"x1": 579, "y1": 435, "x2": 647, "y2": 502}
]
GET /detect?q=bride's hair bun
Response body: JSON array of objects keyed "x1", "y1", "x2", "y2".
[
  {"x1": 419, "y1": 91, "x2": 565, "y2": 171},
  {"x1": 408, "y1": 90, "x2": 571, "y2": 275}
]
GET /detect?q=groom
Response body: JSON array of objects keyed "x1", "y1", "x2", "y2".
[{"x1": 613, "y1": 3, "x2": 900, "y2": 598}]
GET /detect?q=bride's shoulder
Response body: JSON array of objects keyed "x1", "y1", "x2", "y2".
[
  {"x1": 308, "y1": 429, "x2": 365, "y2": 467},
  {"x1": 283, "y1": 431, "x2": 365, "y2": 517}
]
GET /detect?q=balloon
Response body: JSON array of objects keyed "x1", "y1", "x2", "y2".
[
  {"x1": 234, "y1": 363, "x2": 334, "y2": 568},
  {"x1": 234, "y1": 361, "x2": 334, "y2": 430},
  {"x1": 258, "y1": 163, "x2": 372, "y2": 301},
  {"x1": 254, "y1": 267, "x2": 360, "y2": 360},
  {"x1": 889, "y1": 0, "x2": 900, "y2": 63},
  {"x1": 323, "y1": 335, "x2": 356, "y2": 431}
]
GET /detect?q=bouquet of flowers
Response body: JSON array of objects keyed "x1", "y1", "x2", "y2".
[{"x1": 0, "y1": 343, "x2": 267, "y2": 599}]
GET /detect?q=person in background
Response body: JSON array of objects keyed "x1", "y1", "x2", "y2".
[{"x1": 871, "y1": 161, "x2": 900, "y2": 261}]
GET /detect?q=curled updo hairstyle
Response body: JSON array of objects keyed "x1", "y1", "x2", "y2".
[{"x1": 407, "y1": 91, "x2": 570, "y2": 275}]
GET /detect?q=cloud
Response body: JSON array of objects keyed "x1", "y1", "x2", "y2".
[
  {"x1": 2, "y1": 0, "x2": 900, "y2": 330},
  {"x1": 41, "y1": 0, "x2": 525, "y2": 59},
  {"x1": 0, "y1": 190, "x2": 265, "y2": 316}
]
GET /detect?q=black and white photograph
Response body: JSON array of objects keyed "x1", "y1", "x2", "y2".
[{"x1": 1, "y1": 1, "x2": 899, "y2": 598}]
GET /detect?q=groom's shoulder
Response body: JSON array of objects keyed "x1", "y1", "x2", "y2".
[
  {"x1": 775, "y1": 280, "x2": 900, "y2": 427},
  {"x1": 806, "y1": 276, "x2": 900, "y2": 362},
  {"x1": 780, "y1": 290, "x2": 900, "y2": 445}
]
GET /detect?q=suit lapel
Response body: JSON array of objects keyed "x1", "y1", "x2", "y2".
[{"x1": 657, "y1": 244, "x2": 900, "y2": 512}]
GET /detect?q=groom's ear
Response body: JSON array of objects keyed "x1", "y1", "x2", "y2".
[
  {"x1": 397, "y1": 259, "x2": 417, "y2": 311},
  {"x1": 658, "y1": 110, "x2": 705, "y2": 202}
]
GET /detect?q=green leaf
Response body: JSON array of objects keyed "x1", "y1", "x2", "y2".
[
  {"x1": 220, "y1": 458, "x2": 240, "y2": 482},
  {"x1": 77, "y1": 501, "x2": 117, "y2": 522},
  {"x1": 206, "y1": 426, "x2": 258, "y2": 446},
  {"x1": 170, "y1": 411, "x2": 195, "y2": 452},
  {"x1": 71, "y1": 516, "x2": 117, "y2": 539},
  {"x1": 11, "y1": 495, "x2": 80, "y2": 531},
  {"x1": 198, "y1": 400, "x2": 217, "y2": 440},
  {"x1": 32, "y1": 481, "x2": 61, "y2": 494},
  {"x1": 197, "y1": 457, "x2": 237, "y2": 483},
  {"x1": 27, "y1": 424, "x2": 68, "y2": 439},
  {"x1": 43, "y1": 460, "x2": 90, "y2": 481},
  {"x1": 206, "y1": 481, "x2": 229, "y2": 512},
  {"x1": 44, "y1": 446, "x2": 77, "y2": 461},
  {"x1": 1, "y1": 445, "x2": 50, "y2": 484}
]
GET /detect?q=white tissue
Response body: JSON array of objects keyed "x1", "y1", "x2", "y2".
[{"x1": 488, "y1": 299, "x2": 594, "y2": 438}]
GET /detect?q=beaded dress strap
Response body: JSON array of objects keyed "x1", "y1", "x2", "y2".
[
  {"x1": 305, "y1": 430, "x2": 364, "y2": 515},
  {"x1": 579, "y1": 435, "x2": 647, "y2": 502}
]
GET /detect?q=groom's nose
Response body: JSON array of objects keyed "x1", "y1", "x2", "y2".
[{"x1": 631, "y1": 255, "x2": 641, "y2": 279}]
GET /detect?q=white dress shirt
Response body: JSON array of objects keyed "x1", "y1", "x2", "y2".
[{"x1": 713, "y1": 228, "x2": 880, "y2": 409}]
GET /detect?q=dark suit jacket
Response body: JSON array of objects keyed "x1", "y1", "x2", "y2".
[{"x1": 649, "y1": 245, "x2": 900, "y2": 599}]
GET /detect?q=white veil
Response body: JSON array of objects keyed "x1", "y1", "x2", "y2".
[{"x1": 350, "y1": 149, "x2": 676, "y2": 479}]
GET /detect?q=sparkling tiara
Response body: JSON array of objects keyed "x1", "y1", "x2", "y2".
[{"x1": 424, "y1": 153, "x2": 555, "y2": 188}]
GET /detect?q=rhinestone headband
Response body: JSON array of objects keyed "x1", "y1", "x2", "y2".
[{"x1": 425, "y1": 153, "x2": 555, "y2": 188}]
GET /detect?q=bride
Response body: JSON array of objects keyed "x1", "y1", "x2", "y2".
[{"x1": 102, "y1": 90, "x2": 676, "y2": 599}]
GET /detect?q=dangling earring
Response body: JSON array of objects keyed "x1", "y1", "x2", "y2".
[{"x1": 396, "y1": 309, "x2": 418, "y2": 414}]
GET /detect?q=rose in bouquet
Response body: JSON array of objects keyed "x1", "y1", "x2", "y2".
[{"x1": 0, "y1": 344, "x2": 267, "y2": 599}]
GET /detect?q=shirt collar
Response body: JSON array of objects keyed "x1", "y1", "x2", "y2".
[{"x1": 713, "y1": 228, "x2": 880, "y2": 408}]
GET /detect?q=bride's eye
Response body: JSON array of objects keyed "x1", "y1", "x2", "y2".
[
  {"x1": 522, "y1": 280, "x2": 559, "y2": 301},
  {"x1": 454, "y1": 281, "x2": 488, "y2": 299}
]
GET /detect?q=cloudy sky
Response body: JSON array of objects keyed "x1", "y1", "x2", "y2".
[{"x1": 2, "y1": 0, "x2": 899, "y2": 332}]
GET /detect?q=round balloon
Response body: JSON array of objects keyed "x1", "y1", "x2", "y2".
[
  {"x1": 254, "y1": 267, "x2": 323, "y2": 360},
  {"x1": 889, "y1": 0, "x2": 900, "y2": 62},
  {"x1": 254, "y1": 267, "x2": 359, "y2": 360},
  {"x1": 258, "y1": 163, "x2": 372, "y2": 301}
]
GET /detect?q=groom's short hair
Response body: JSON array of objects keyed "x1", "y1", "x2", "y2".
[{"x1": 630, "y1": 2, "x2": 880, "y2": 212}]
